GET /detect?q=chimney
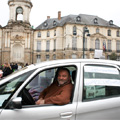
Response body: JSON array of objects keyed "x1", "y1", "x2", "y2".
[
  {"x1": 47, "y1": 16, "x2": 50, "y2": 19},
  {"x1": 58, "y1": 11, "x2": 61, "y2": 20}
]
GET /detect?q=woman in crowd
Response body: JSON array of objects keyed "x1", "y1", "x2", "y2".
[{"x1": 0, "y1": 63, "x2": 13, "y2": 78}]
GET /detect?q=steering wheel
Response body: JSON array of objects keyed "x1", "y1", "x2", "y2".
[{"x1": 22, "y1": 88, "x2": 35, "y2": 105}]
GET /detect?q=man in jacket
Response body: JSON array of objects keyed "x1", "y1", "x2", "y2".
[{"x1": 36, "y1": 68, "x2": 73, "y2": 105}]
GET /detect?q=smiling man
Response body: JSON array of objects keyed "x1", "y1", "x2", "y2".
[{"x1": 36, "y1": 68, "x2": 73, "y2": 105}]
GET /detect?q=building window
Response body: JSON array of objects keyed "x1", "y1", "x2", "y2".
[
  {"x1": 108, "y1": 30, "x2": 111, "y2": 36},
  {"x1": 53, "y1": 20, "x2": 57, "y2": 26},
  {"x1": 108, "y1": 40, "x2": 111, "y2": 51},
  {"x1": 95, "y1": 39, "x2": 100, "y2": 49},
  {"x1": 54, "y1": 39, "x2": 56, "y2": 51},
  {"x1": 72, "y1": 54, "x2": 77, "y2": 59},
  {"x1": 43, "y1": 22, "x2": 48, "y2": 27},
  {"x1": 16, "y1": 7, "x2": 23, "y2": 21},
  {"x1": 94, "y1": 18, "x2": 98, "y2": 24},
  {"x1": 54, "y1": 30, "x2": 56, "y2": 36},
  {"x1": 46, "y1": 55, "x2": 49, "y2": 61},
  {"x1": 53, "y1": 54, "x2": 56, "y2": 60},
  {"x1": 96, "y1": 28, "x2": 99, "y2": 33},
  {"x1": 76, "y1": 16, "x2": 81, "y2": 22},
  {"x1": 107, "y1": 55, "x2": 110, "y2": 60},
  {"x1": 46, "y1": 40, "x2": 50, "y2": 52},
  {"x1": 72, "y1": 37, "x2": 77, "y2": 50},
  {"x1": 109, "y1": 20, "x2": 113, "y2": 25},
  {"x1": 116, "y1": 40, "x2": 120, "y2": 51},
  {"x1": 36, "y1": 55, "x2": 41, "y2": 63},
  {"x1": 73, "y1": 26, "x2": 77, "y2": 35},
  {"x1": 38, "y1": 32, "x2": 41, "y2": 37},
  {"x1": 47, "y1": 31, "x2": 50, "y2": 37},
  {"x1": 82, "y1": 54, "x2": 87, "y2": 59},
  {"x1": 37, "y1": 41, "x2": 41, "y2": 51},
  {"x1": 117, "y1": 56, "x2": 120, "y2": 61},
  {"x1": 117, "y1": 30, "x2": 120, "y2": 37}
]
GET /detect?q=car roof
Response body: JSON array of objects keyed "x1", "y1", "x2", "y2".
[
  {"x1": 0, "y1": 59, "x2": 119, "y2": 84},
  {"x1": 32, "y1": 59, "x2": 120, "y2": 69}
]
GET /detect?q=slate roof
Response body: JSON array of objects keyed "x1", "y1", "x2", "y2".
[{"x1": 35, "y1": 14, "x2": 119, "y2": 30}]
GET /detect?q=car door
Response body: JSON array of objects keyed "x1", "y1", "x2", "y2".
[
  {"x1": 76, "y1": 62, "x2": 120, "y2": 120},
  {"x1": 0, "y1": 62, "x2": 80, "y2": 120}
]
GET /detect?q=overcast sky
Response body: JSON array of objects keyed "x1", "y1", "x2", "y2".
[{"x1": 0, "y1": 0, "x2": 120, "y2": 28}]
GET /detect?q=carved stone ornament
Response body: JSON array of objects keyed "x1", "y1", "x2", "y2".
[{"x1": 13, "y1": 35, "x2": 23, "y2": 40}]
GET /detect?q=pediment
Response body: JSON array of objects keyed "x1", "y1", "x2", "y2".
[{"x1": 90, "y1": 33, "x2": 107, "y2": 39}]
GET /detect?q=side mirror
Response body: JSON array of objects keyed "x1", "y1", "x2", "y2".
[{"x1": 9, "y1": 97, "x2": 22, "y2": 109}]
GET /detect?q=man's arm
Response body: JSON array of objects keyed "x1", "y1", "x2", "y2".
[{"x1": 36, "y1": 85, "x2": 51, "y2": 105}]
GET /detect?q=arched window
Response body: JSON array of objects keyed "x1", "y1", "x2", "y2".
[
  {"x1": 95, "y1": 39, "x2": 100, "y2": 49},
  {"x1": 16, "y1": 7, "x2": 23, "y2": 21}
]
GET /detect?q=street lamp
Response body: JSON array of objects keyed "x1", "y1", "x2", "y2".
[{"x1": 83, "y1": 27, "x2": 90, "y2": 59}]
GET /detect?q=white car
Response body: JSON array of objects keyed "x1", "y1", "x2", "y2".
[{"x1": 0, "y1": 59, "x2": 120, "y2": 120}]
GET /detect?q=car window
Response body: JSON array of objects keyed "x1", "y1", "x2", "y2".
[
  {"x1": 0, "y1": 70, "x2": 35, "y2": 108},
  {"x1": 21, "y1": 66, "x2": 77, "y2": 106},
  {"x1": 83, "y1": 64, "x2": 120, "y2": 101}
]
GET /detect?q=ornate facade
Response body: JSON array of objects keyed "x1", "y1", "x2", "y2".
[{"x1": 0, "y1": 0, "x2": 120, "y2": 65}]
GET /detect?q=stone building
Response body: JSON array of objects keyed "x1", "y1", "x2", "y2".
[
  {"x1": 0, "y1": 0, "x2": 33, "y2": 65},
  {"x1": 0, "y1": 0, "x2": 120, "y2": 65}
]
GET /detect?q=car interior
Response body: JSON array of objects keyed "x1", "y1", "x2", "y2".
[{"x1": 18, "y1": 66, "x2": 77, "y2": 106}]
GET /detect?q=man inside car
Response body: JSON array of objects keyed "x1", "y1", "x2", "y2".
[{"x1": 36, "y1": 68, "x2": 73, "y2": 105}]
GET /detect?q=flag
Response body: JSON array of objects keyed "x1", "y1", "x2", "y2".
[{"x1": 103, "y1": 41, "x2": 106, "y2": 51}]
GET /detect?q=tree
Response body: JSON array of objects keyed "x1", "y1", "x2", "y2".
[{"x1": 109, "y1": 52, "x2": 117, "y2": 60}]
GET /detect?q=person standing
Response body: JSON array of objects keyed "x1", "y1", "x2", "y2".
[{"x1": 2, "y1": 63, "x2": 13, "y2": 77}]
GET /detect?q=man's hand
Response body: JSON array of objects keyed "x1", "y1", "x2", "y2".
[{"x1": 36, "y1": 98, "x2": 45, "y2": 105}]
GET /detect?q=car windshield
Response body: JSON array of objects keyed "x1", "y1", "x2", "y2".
[{"x1": 0, "y1": 69, "x2": 35, "y2": 108}]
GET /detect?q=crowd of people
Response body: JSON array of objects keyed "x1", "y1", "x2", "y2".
[{"x1": 0, "y1": 62, "x2": 29, "y2": 79}]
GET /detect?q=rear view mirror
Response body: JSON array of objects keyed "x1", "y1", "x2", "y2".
[{"x1": 9, "y1": 97, "x2": 22, "y2": 109}]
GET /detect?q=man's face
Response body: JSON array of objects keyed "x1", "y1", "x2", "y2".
[{"x1": 57, "y1": 70, "x2": 70, "y2": 85}]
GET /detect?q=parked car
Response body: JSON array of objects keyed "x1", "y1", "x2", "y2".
[{"x1": 0, "y1": 59, "x2": 120, "y2": 120}]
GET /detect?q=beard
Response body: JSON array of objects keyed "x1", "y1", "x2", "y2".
[{"x1": 57, "y1": 78, "x2": 69, "y2": 85}]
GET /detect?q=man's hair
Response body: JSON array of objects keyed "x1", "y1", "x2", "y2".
[{"x1": 58, "y1": 67, "x2": 70, "y2": 76}]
